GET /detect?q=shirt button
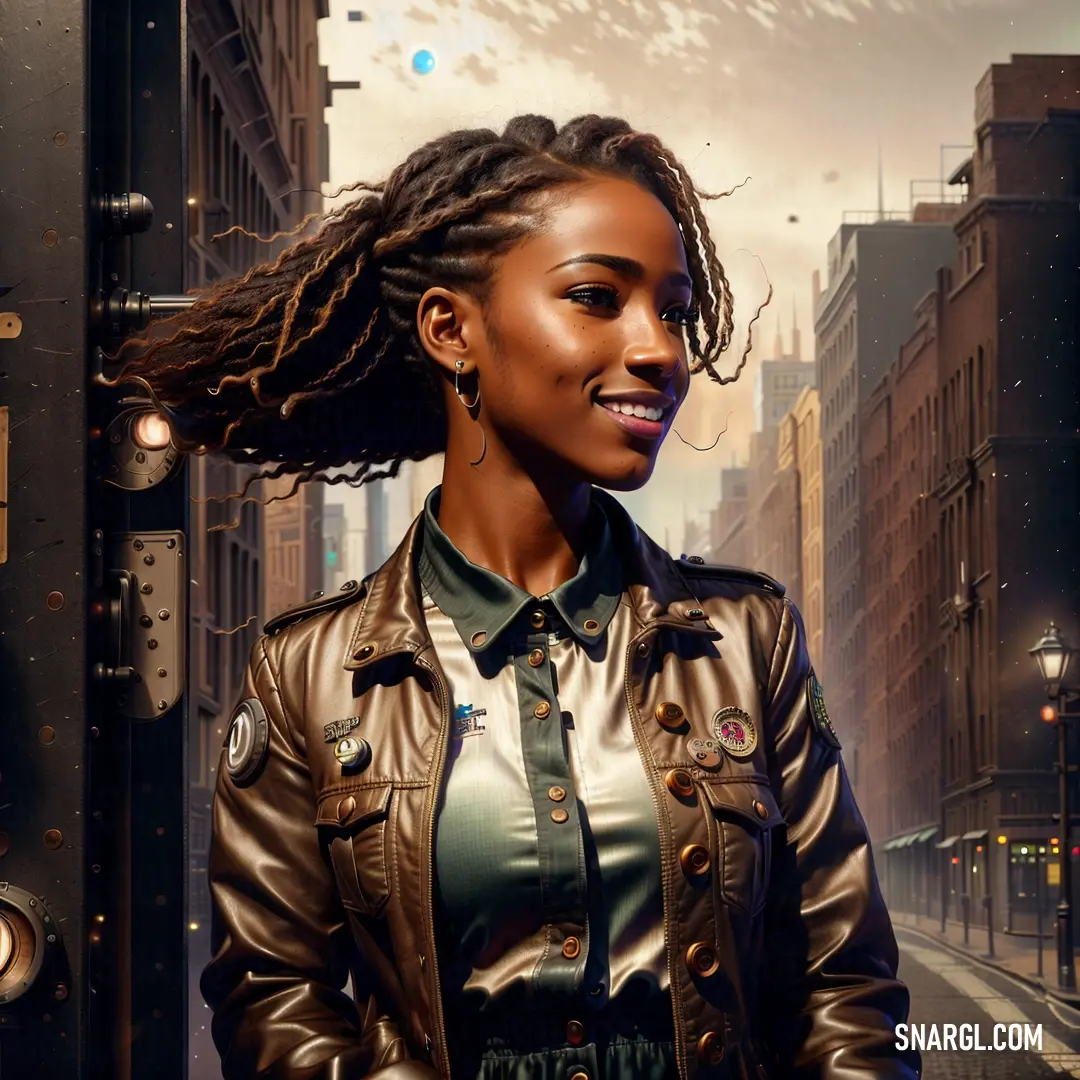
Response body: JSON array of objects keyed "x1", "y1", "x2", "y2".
[
  {"x1": 562, "y1": 936, "x2": 581, "y2": 959},
  {"x1": 697, "y1": 1031, "x2": 724, "y2": 1067},
  {"x1": 530, "y1": 610, "x2": 546, "y2": 629},
  {"x1": 551, "y1": 808, "x2": 569, "y2": 824},
  {"x1": 534, "y1": 700, "x2": 552, "y2": 719},
  {"x1": 548, "y1": 785, "x2": 566, "y2": 802},
  {"x1": 686, "y1": 941, "x2": 719, "y2": 978},
  {"x1": 527, "y1": 648, "x2": 545, "y2": 667},
  {"x1": 566, "y1": 1019, "x2": 585, "y2": 1046},
  {"x1": 654, "y1": 701, "x2": 685, "y2": 729},
  {"x1": 664, "y1": 768, "x2": 695, "y2": 798},
  {"x1": 680, "y1": 843, "x2": 711, "y2": 877}
]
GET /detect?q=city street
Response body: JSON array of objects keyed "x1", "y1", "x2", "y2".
[{"x1": 898, "y1": 926, "x2": 1080, "y2": 1078}]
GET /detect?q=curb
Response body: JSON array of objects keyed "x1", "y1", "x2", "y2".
[{"x1": 896, "y1": 920, "x2": 1080, "y2": 1014}]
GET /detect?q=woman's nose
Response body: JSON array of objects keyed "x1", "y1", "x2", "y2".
[{"x1": 622, "y1": 315, "x2": 684, "y2": 379}]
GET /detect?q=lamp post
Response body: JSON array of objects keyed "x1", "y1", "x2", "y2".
[{"x1": 1030, "y1": 622, "x2": 1080, "y2": 992}]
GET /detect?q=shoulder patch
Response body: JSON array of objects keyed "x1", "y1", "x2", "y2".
[
  {"x1": 677, "y1": 555, "x2": 786, "y2": 598},
  {"x1": 263, "y1": 576, "x2": 370, "y2": 637},
  {"x1": 807, "y1": 670, "x2": 842, "y2": 750}
]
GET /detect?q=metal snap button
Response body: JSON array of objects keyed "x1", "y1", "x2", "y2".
[
  {"x1": 697, "y1": 1031, "x2": 724, "y2": 1066},
  {"x1": 551, "y1": 808, "x2": 569, "y2": 824},
  {"x1": 353, "y1": 641, "x2": 378, "y2": 661},
  {"x1": 680, "y1": 844, "x2": 711, "y2": 877},
  {"x1": 636, "y1": 641, "x2": 650, "y2": 658},
  {"x1": 566, "y1": 1019, "x2": 585, "y2": 1046},
  {"x1": 534, "y1": 700, "x2": 551, "y2": 719},
  {"x1": 530, "y1": 610, "x2": 545, "y2": 629},
  {"x1": 583, "y1": 618, "x2": 599, "y2": 632},
  {"x1": 686, "y1": 941, "x2": 719, "y2": 978},
  {"x1": 753, "y1": 798, "x2": 769, "y2": 820},
  {"x1": 548, "y1": 785, "x2": 566, "y2": 802},
  {"x1": 562, "y1": 936, "x2": 581, "y2": 959},
  {"x1": 664, "y1": 768, "x2": 695, "y2": 798},
  {"x1": 470, "y1": 630, "x2": 487, "y2": 648},
  {"x1": 527, "y1": 648, "x2": 545, "y2": 667},
  {"x1": 654, "y1": 701, "x2": 685, "y2": 729}
]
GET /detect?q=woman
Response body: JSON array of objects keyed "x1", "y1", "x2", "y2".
[{"x1": 108, "y1": 115, "x2": 916, "y2": 1080}]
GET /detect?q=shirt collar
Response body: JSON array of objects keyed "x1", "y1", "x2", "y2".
[{"x1": 417, "y1": 485, "x2": 623, "y2": 655}]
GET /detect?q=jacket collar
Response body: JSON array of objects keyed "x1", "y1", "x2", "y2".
[{"x1": 344, "y1": 485, "x2": 721, "y2": 672}]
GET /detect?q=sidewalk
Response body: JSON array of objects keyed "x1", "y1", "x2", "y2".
[{"x1": 892, "y1": 910, "x2": 1080, "y2": 1011}]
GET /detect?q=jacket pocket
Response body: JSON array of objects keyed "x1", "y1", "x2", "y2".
[
  {"x1": 699, "y1": 780, "x2": 783, "y2": 917},
  {"x1": 315, "y1": 783, "x2": 393, "y2": 917}
]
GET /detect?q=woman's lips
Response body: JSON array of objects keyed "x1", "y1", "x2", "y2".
[{"x1": 597, "y1": 402, "x2": 665, "y2": 439}]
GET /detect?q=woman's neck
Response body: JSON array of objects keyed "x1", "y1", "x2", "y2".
[{"x1": 437, "y1": 451, "x2": 593, "y2": 597}]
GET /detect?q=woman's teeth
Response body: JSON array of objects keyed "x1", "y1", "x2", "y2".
[{"x1": 603, "y1": 402, "x2": 664, "y2": 422}]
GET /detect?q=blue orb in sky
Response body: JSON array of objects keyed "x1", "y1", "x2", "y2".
[{"x1": 412, "y1": 48, "x2": 435, "y2": 75}]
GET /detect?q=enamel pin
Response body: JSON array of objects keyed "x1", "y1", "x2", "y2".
[
  {"x1": 711, "y1": 706, "x2": 758, "y2": 759},
  {"x1": 324, "y1": 716, "x2": 361, "y2": 743},
  {"x1": 686, "y1": 737, "x2": 724, "y2": 769},
  {"x1": 807, "y1": 672, "x2": 842, "y2": 750},
  {"x1": 334, "y1": 735, "x2": 372, "y2": 773}
]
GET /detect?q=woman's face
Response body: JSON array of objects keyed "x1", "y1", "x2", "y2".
[{"x1": 426, "y1": 175, "x2": 694, "y2": 492}]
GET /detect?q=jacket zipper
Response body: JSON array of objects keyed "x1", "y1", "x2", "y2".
[
  {"x1": 623, "y1": 623, "x2": 687, "y2": 1080},
  {"x1": 414, "y1": 653, "x2": 451, "y2": 1076}
]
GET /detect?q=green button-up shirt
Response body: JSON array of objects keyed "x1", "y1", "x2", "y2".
[{"x1": 418, "y1": 486, "x2": 675, "y2": 1080}]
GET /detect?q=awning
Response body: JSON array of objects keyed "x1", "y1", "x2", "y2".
[
  {"x1": 898, "y1": 832, "x2": 920, "y2": 848},
  {"x1": 882, "y1": 827, "x2": 923, "y2": 851},
  {"x1": 935, "y1": 835, "x2": 960, "y2": 849},
  {"x1": 916, "y1": 827, "x2": 939, "y2": 843},
  {"x1": 962, "y1": 829, "x2": 989, "y2": 842}
]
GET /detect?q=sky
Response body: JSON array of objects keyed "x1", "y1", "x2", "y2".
[{"x1": 316, "y1": 0, "x2": 1080, "y2": 567}]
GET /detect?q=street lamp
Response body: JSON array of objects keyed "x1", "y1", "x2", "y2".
[{"x1": 1030, "y1": 622, "x2": 1080, "y2": 991}]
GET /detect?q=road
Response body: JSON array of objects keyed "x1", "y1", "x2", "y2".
[{"x1": 897, "y1": 926, "x2": 1080, "y2": 1078}]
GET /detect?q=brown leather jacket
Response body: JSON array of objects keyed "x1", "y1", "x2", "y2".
[{"x1": 200, "y1": 495, "x2": 917, "y2": 1080}]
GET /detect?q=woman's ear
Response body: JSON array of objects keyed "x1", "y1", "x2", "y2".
[{"x1": 417, "y1": 286, "x2": 484, "y2": 377}]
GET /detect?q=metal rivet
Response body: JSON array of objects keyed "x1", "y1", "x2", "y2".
[
  {"x1": 46, "y1": 591, "x2": 64, "y2": 611},
  {"x1": 530, "y1": 610, "x2": 545, "y2": 629},
  {"x1": 354, "y1": 641, "x2": 378, "y2": 661},
  {"x1": 686, "y1": 607, "x2": 704, "y2": 619},
  {"x1": 527, "y1": 648, "x2": 545, "y2": 667},
  {"x1": 562, "y1": 936, "x2": 581, "y2": 959},
  {"x1": 548, "y1": 785, "x2": 566, "y2": 802},
  {"x1": 636, "y1": 641, "x2": 650, "y2": 658},
  {"x1": 697, "y1": 1031, "x2": 724, "y2": 1066},
  {"x1": 753, "y1": 799, "x2": 769, "y2": 820},
  {"x1": 534, "y1": 701, "x2": 551, "y2": 719},
  {"x1": 551, "y1": 808, "x2": 569, "y2": 824},
  {"x1": 39, "y1": 726, "x2": 56, "y2": 745},
  {"x1": 44, "y1": 830, "x2": 63, "y2": 850},
  {"x1": 470, "y1": 631, "x2": 487, "y2": 648},
  {"x1": 566, "y1": 1019, "x2": 585, "y2": 1046},
  {"x1": 583, "y1": 618, "x2": 599, "y2": 632}
]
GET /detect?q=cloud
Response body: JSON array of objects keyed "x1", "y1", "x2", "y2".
[
  {"x1": 405, "y1": 4, "x2": 438, "y2": 23},
  {"x1": 454, "y1": 52, "x2": 499, "y2": 85}
]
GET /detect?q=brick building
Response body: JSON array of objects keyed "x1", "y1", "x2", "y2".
[
  {"x1": 929, "y1": 55, "x2": 1080, "y2": 935},
  {"x1": 814, "y1": 215, "x2": 958, "y2": 800}
]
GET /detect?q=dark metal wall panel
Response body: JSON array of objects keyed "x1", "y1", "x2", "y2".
[{"x1": 0, "y1": 2, "x2": 90, "y2": 1076}]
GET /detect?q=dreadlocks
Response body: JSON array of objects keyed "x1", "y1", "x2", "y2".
[{"x1": 100, "y1": 114, "x2": 767, "y2": 511}]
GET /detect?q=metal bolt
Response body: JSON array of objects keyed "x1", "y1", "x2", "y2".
[
  {"x1": 133, "y1": 539, "x2": 144, "y2": 550},
  {"x1": 139, "y1": 582, "x2": 152, "y2": 594},
  {"x1": 46, "y1": 591, "x2": 65, "y2": 611},
  {"x1": 44, "y1": 830, "x2": 63, "y2": 850},
  {"x1": 157, "y1": 668, "x2": 166, "y2": 677},
  {"x1": 42, "y1": 229, "x2": 58, "y2": 248},
  {"x1": 157, "y1": 609, "x2": 170, "y2": 621},
  {"x1": 157, "y1": 699, "x2": 167, "y2": 711},
  {"x1": 143, "y1": 554, "x2": 155, "y2": 565},
  {"x1": 147, "y1": 638, "x2": 158, "y2": 649},
  {"x1": 53, "y1": 131, "x2": 67, "y2": 147},
  {"x1": 139, "y1": 614, "x2": 153, "y2": 627}
]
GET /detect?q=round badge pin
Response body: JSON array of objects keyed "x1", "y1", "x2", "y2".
[
  {"x1": 335, "y1": 735, "x2": 372, "y2": 773},
  {"x1": 225, "y1": 698, "x2": 270, "y2": 786},
  {"x1": 711, "y1": 706, "x2": 758, "y2": 759},
  {"x1": 686, "y1": 737, "x2": 724, "y2": 769}
]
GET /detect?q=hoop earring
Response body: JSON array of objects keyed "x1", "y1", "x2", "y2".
[{"x1": 454, "y1": 359, "x2": 481, "y2": 410}]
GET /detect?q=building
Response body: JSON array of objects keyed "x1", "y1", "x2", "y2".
[
  {"x1": 323, "y1": 502, "x2": 347, "y2": 593},
  {"x1": 929, "y1": 54, "x2": 1080, "y2": 935},
  {"x1": 185, "y1": 3, "x2": 333, "y2": 1074},
  {"x1": 786, "y1": 386, "x2": 824, "y2": 670},
  {"x1": 709, "y1": 466, "x2": 749, "y2": 567},
  {"x1": 814, "y1": 213, "x2": 959, "y2": 798},
  {"x1": 872, "y1": 288, "x2": 947, "y2": 913}
]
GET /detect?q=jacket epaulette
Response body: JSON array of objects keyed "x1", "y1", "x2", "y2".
[
  {"x1": 676, "y1": 554, "x2": 786, "y2": 598},
  {"x1": 263, "y1": 576, "x2": 371, "y2": 637}
]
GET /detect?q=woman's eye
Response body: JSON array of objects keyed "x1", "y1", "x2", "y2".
[
  {"x1": 663, "y1": 304, "x2": 695, "y2": 327},
  {"x1": 567, "y1": 285, "x2": 620, "y2": 311}
]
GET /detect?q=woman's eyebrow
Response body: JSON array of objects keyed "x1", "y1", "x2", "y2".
[{"x1": 547, "y1": 253, "x2": 692, "y2": 292}]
